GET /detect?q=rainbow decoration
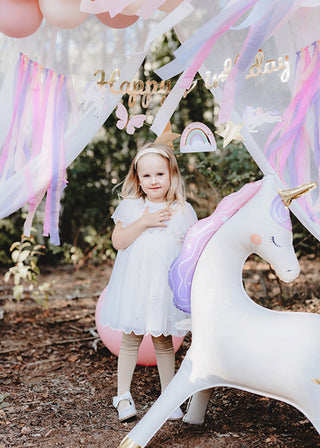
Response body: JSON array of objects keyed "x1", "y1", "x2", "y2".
[{"x1": 180, "y1": 122, "x2": 216, "y2": 153}]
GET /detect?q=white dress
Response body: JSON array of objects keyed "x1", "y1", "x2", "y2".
[{"x1": 99, "y1": 197, "x2": 197, "y2": 337}]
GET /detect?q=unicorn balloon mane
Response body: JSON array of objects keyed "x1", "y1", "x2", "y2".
[{"x1": 117, "y1": 174, "x2": 320, "y2": 448}]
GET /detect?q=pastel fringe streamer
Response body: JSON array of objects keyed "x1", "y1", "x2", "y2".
[
  {"x1": 80, "y1": 0, "x2": 166, "y2": 18},
  {"x1": 218, "y1": 0, "x2": 302, "y2": 123},
  {"x1": 169, "y1": 180, "x2": 262, "y2": 313},
  {"x1": 80, "y1": 0, "x2": 137, "y2": 15},
  {"x1": 264, "y1": 41, "x2": 320, "y2": 224},
  {"x1": 156, "y1": 0, "x2": 258, "y2": 86},
  {"x1": 153, "y1": 0, "x2": 306, "y2": 129},
  {"x1": 0, "y1": 53, "x2": 70, "y2": 245}
]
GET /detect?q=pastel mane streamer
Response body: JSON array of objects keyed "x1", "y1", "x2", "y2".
[
  {"x1": 0, "y1": 53, "x2": 69, "y2": 244},
  {"x1": 168, "y1": 179, "x2": 262, "y2": 313}
]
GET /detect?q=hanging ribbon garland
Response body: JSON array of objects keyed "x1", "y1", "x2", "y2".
[
  {"x1": 264, "y1": 41, "x2": 320, "y2": 224},
  {"x1": 0, "y1": 53, "x2": 70, "y2": 245},
  {"x1": 152, "y1": 0, "x2": 309, "y2": 135}
]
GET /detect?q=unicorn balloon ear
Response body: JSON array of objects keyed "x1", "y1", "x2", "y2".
[{"x1": 279, "y1": 182, "x2": 317, "y2": 207}]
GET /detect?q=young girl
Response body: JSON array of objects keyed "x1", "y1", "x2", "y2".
[{"x1": 99, "y1": 142, "x2": 197, "y2": 422}]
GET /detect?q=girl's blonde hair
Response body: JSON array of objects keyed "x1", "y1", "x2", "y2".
[{"x1": 121, "y1": 142, "x2": 185, "y2": 206}]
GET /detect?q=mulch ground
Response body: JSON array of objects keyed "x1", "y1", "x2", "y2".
[{"x1": 1, "y1": 256, "x2": 320, "y2": 448}]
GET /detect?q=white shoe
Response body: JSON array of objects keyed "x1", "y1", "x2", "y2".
[
  {"x1": 113, "y1": 391, "x2": 137, "y2": 422},
  {"x1": 182, "y1": 396, "x2": 205, "y2": 425},
  {"x1": 169, "y1": 407, "x2": 184, "y2": 420},
  {"x1": 182, "y1": 413, "x2": 204, "y2": 425}
]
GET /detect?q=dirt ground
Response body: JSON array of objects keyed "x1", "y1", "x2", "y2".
[{"x1": 1, "y1": 256, "x2": 320, "y2": 448}]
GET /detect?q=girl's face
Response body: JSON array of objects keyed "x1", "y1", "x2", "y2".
[{"x1": 137, "y1": 154, "x2": 170, "y2": 203}]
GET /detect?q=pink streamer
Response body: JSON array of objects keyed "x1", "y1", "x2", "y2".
[
  {"x1": 180, "y1": 0, "x2": 259, "y2": 90},
  {"x1": 218, "y1": 0, "x2": 295, "y2": 123},
  {"x1": 0, "y1": 52, "x2": 70, "y2": 244},
  {"x1": 43, "y1": 73, "x2": 58, "y2": 238},
  {"x1": 80, "y1": 0, "x2": 141, "y2": 15},
  {"x1": 266, "y1": 45, "x2": 320, "y2": 154},
  {"x1": 0, "y1": 54, "x2": 25, "y2": 178},
  {"x1": 32, "y1": 64, "x2": 45, "y2": 157},
  {"x1": 264, "y1": 41, "x2": 320, "y2": 224},
  {"x1": 43, "y1": 75, "x2": 68, "y2": 245},
  {"x1": 135, "y1": 0, "x2": 166, "y2": 19}
]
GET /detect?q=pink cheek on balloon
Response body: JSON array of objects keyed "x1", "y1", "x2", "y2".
[{"x1": 250, "y1": 233, "x2": 262, "y2": 245}]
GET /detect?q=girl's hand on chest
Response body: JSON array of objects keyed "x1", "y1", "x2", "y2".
[{"x1": 141, "y1": 206, "x2": 171, "y2": 228}]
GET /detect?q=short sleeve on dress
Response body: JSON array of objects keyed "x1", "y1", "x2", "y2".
[
  {"x1": 184, "y1": 202, "x2": 198, "y2": 227},
  {"x1": 111, "y1": 198, "x2": 143, "y2": 227},
  {"x1": 172, "y1": 202, "x2": 198, "y2": 241}
]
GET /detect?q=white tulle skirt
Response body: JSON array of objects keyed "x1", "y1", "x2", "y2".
[{"x1": 99, "y1": 228, "x2": 189, "y2": 337}]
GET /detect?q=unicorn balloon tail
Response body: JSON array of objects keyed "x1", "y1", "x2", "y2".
[{"x1": 117, "y1": 174, "x2": 319, "y2": 448}]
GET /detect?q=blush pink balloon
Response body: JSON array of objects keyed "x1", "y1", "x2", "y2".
[
  {"x1": 96, "y1": 11, "x2": 139, "y2": 29},
  {"x1": 0, "y1": 0, "x2": 43, "y2": 38},
  {"x1": 95, "y1": 290, "x2": 184, "y2": 366},
  {"x1": 39, "y1": 0, "x2": 89, "y2": 29}
]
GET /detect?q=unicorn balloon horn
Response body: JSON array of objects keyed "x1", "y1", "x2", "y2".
[{"x1": 279, "y1": 182, "x2": 317, "y2": 207}]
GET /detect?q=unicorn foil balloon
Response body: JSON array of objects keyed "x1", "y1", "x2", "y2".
[{"x1": 117, "y1": 174, "x2": 320, "y2": 448}]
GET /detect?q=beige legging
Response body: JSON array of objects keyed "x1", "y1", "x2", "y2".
[{"x1": 117, "y1": 332, "x2": 175, "y2": 408}]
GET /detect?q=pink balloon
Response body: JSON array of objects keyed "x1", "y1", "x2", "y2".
[
  {"x1": 96, "y1": 11, "x2": 139, "y2": 29},
  {"x1": 95, "y1": 291, "x2": 184, "y2": 366},
  {"x1": 39, "y1": 0, "x2": 89, "y2": 29},
  {"x1": 0, "y1": 0, "x2": 43, "y2": 38}
]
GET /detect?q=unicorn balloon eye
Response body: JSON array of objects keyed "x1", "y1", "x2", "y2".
[{"x1": 270, "y1": 235, "x2": 281, "y2": 247}]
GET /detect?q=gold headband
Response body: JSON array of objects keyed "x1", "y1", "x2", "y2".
[
  {"x1": 279, "y1": 182, "x2": 317, "y2": 207},
  {"x1": 134, "y1": 147, "x2": 169, "y2": 167}
]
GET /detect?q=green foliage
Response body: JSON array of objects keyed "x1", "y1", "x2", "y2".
[
  {"x1": 31, "y1": 281, "x2": 54, "y2": 309},
  {"x1": 45, "y1": 226, "x2": 116, "y2": 267},
  {"x1": 0, "y1": 213, "x2": 24, "y2": 266},
  {"x1": 291, "y1": 214, "x2": 320, "y2": 258},
  {"x1": 196, "y1": 142, "x2": 262, "y2": 195},
  {"x1": 4, "y1": 235, "x2": 53, "y2": 308},
  {"x1": 45, "y1": 242, "x2": 84, "y2": 266},
  {"x1": 82, "y1": 225, "x2": 116, "y2": 264}
]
